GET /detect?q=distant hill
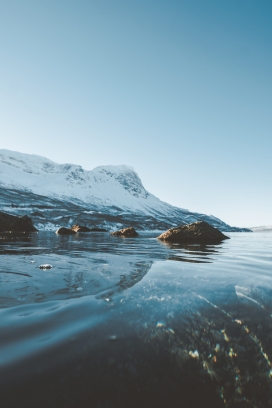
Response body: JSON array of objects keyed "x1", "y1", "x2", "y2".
[{"x1": 250, "y1": 226, "x2": 272, "y2": 232}]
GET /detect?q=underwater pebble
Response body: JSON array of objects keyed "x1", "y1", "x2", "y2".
[
  {"x1": 109, "y1": 335, "x2": 117, "y2": 341},
  {"x1": 39, "y1": 264, "x2": 52, "y2": 270},
  {"x1": 166, "y1": 328, "x2": 175, "y2": 334},
  {"x1": 76, "y1": 287, "x2": 83, "y2": 291},
  {"x1": 30, "y1": 261, "x2": 36, "y2": 264},
  {"x1": 189, "y1": 350, "x2": 199, "y2": 359}
]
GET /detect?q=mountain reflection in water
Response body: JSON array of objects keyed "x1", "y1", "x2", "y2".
[
  {"x1": 160, "y1": 241, "x2": 221, "y2": 263},
  {"x1": 0, "y1": 231, "x2": 272, "y2": 408}
]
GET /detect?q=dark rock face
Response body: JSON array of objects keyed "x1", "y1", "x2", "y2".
[
  {"x1": 0, "y1": 211, "x2": 37, "y2": 232},
  {"x1": 55, "y1": 227, "x2": 76, "y2": 235},
  {"x1": 157, "y1": 221, "x2": 229, "y2": 244},
  {"x1": 111, "y1": 227, "x2": 139, "y2": 237}
]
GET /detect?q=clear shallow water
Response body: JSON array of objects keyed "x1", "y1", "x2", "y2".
[{"x1": 0, "y1": 231, "x2": 272, "y2": 408}]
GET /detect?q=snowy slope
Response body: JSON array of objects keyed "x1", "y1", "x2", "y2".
[
  {"x1": 0, "y1": 149, "x2": 249, "y2": 231},
  {"x1": 0, "y1": 149, "x2": 171, "y2": 214}
]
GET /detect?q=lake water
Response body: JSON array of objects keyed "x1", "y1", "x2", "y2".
[{"x1": 0, "y1": 231, "x2": 272, "y2": 408}]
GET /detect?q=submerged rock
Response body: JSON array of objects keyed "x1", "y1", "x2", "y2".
[
  {"x1": 55, "y1": 227, "x2": 76, "y2": 235},
  {"x1": 157, "y1": 221, "x2": 229, "y2": 244},
  {"x1": 0, "y1": 211, "x2": 37, "y2": 232},
  {"x1": 111, "y1": 227, "x2": 139, "y2": 237}
]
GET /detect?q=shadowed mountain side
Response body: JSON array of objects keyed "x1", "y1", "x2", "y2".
[{"x1": 0, "y1": 187, "x2": 250, "y2": 233}]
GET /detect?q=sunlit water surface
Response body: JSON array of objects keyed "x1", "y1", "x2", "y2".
[{"x1": 0, "y1": 231, "x2": 272, "y2": 408}]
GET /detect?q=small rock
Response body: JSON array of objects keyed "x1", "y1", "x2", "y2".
[
  {"x1": 39, "y1": 264, "x2": 52, "y2": 270},
  {"x1": 55, "y1": 227, "x2": 76, "y2": 235},
  {"x1": 111, "y1": 227, "x2": 138, "y2": 237}
]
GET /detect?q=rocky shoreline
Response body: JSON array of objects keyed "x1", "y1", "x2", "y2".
[{"x1": 1, "y1": 210, "x2": 233, "y2": 245}]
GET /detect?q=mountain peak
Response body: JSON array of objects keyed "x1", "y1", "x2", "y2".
[
  {"x1": 93, "y1": 165, "x2": 149, "y2": 199},
  {"x1": 93, "y1": 164, "x2": 135, "y2": 173}
]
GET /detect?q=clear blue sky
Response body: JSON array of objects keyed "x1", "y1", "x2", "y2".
[{"x1": 0, "y1": 0, "x2": 271, "y2": 228}]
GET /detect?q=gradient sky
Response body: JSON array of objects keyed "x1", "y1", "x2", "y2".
[{"x1": 0, "y1": 0, "x2": 271, "y2": 228}]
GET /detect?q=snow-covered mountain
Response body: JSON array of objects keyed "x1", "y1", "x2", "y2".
[{"x1": 0, "y1": 149, "x2": 249, "y2": 232}]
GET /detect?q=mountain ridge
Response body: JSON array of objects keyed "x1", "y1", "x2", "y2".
[{"x1": 0, "y1": 149, "x2": 250, "y2": 232}]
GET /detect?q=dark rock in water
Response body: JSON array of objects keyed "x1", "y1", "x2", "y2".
[
  {"x1": 0, "y1": 211, "x2": 37, "y2": 232},
  {"x1": 55, "y1": 227, "x2": 76, "y2": 235},
  {"x1": 71, "y1": 225, "x2": 91, "y2": 232},
  {"x1": 158, "y1": 221, "x2": 229, "y2": 244},
  {"x1": 111, "y1": 227, "x2": 139, "y2": 237}
]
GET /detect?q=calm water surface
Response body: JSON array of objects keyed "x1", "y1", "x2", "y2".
[{"x1": 0, "y1": 231, "x2": 272, "y2": 408}]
